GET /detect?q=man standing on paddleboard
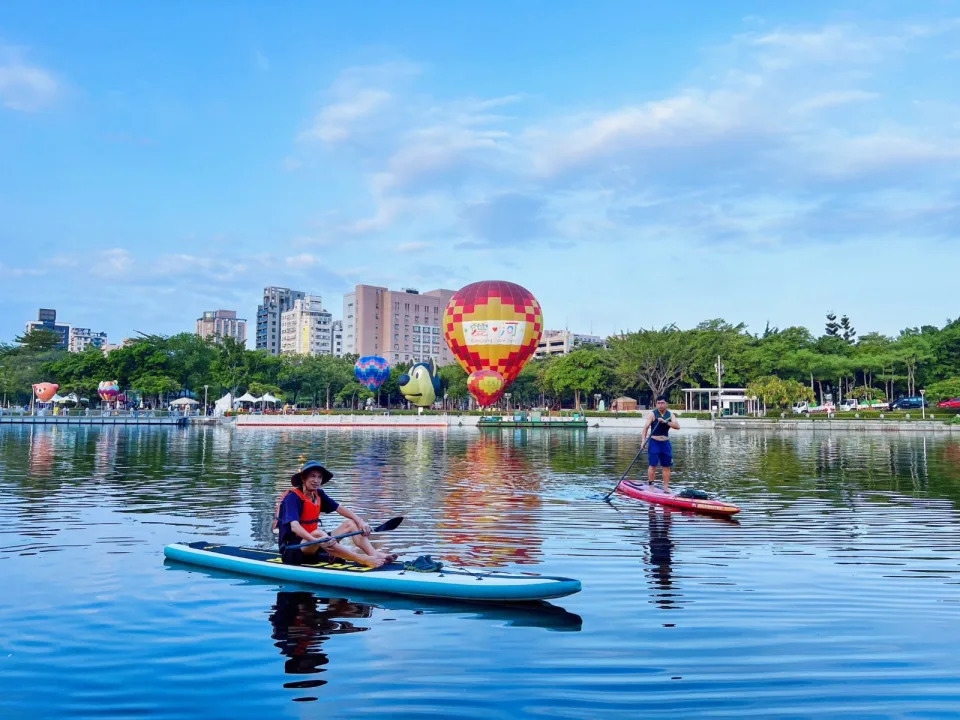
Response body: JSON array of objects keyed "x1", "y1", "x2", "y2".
[
  {"x1": 642, "y1": 396, "x2": 680, "y2": 492},
  {"x1": 275, "y1": 460, "x2": 396, "y2": 568}
]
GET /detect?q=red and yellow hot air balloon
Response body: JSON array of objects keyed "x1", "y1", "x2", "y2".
[
  {"x1": 467, "y1": 370, "x2": 505, "y2": 408},
  {"x1": 443, "y1": 281, "x2": 543, "y2": 391},
  {"x1": 33, "y1": 383, "x2": 59, "y2": 402}
]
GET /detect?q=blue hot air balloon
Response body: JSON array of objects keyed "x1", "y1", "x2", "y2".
[{"x1": 354, "y1": 356, "x2": 390, "y2": 391}]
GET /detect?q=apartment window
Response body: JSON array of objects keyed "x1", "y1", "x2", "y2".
[
  {"x1": 394, "y1": 324, "x2": 399, "y2": 330},
  {"x1": 404, "y1": 303, "x2": 410, "y2": 311},
  {"x1": 404, "y1": 335, "x2": 409, "y2": 341},
  {"x1": 394, "y1": 344, "x2": 399, "y2": 351}
]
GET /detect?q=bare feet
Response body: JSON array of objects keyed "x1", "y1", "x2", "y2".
[{"x1": 358, "y1": 554, "x2": 387, "y2": 569}]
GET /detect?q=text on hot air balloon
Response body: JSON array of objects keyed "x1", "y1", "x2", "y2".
[{"x1": 463, "y1": 321, "x2": 525, "y2": 346}]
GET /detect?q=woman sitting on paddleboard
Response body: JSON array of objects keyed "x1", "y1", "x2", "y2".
[
  {"x1": 642, "y1": 396, "x2": 680, "y2": 493},
  {"x1": 276, "y1": 460, "x2": 397, "y2": 568}
]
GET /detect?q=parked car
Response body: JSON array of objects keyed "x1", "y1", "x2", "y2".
[
  {"x1": 838, "y1": 399, "x2": 859, "y2": 412},
  {"x1": 936, "y1": 397, "x2": 960, "y2": 409},
  {"x1": 888, "y1": 396, "x2": 929, "y2": 411},
  {"x1": 792, "y1": 402, "x2": 809, "y2": 414}
]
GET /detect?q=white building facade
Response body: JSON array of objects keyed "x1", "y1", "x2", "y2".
[
  {"x1": 196, "y1": 310, "x2": 246, "y2": 344},
  {"x1": 534, "y1": 329, "x2": 605, "y2": 358},
  {"x1": 257, "y1": 286, "x2": 305, "y2": 355},
  {"x1": 69, "y1": 328, "x2": 109, "y2": 353},
  {"x1": 331, "y1": 320, "x2": 344, "y2": 357},
  {"x1": 280, "y1": 295, "x2": 333, "y2": 356}
]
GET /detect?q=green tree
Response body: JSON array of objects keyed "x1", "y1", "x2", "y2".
[
  {"x1": 541, "y1": 347, "x2": 615, "y2": 410},
  {"x1": 437, "y1": 363, "x2": 468, "y2": 409},
  {"x1": 131, "y1": 373, "x2": 181, "y2": 405},
  {"x1": 609, "y1": 326, "x2": 697, "y2": 401},
  {"x1": 16, "y1": 329, "x2": 62, "y2": 352}
]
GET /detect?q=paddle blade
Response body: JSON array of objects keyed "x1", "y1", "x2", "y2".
[{"x1": 374, "y1": 516, "x2": 404, "y2": 533}]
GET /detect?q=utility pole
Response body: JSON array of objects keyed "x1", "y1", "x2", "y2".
[{"x1": 715, "y1": 355, "x2": 725, "y2": 414}]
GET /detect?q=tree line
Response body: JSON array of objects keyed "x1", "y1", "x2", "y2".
[{"x1": 2, "y1": 313, "x2": 959, "y2": 410}]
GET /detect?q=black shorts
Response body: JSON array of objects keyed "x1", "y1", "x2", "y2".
[{"x1": 280, "y1": 545, "x2": 336, "y2": 566}]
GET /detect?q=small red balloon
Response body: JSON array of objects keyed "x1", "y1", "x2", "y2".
[{"x1": 468, "y1": 370, "x2": 505, "y2": 408}]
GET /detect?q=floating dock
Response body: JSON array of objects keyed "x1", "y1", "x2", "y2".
[
  {"x1": 0, "y1": 414, "x2": 188, "y2": 426},
  {"x1": 477, "y1": 412, "x2": 589, "y2": 430}
]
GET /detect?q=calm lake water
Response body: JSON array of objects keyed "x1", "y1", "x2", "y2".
[{"x1": 2, "y1": 425, "x2": 959, "y2": 719}]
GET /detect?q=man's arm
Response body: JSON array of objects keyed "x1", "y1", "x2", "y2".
[
  {"x1": 667, "y1": 412, "x2": 680, "y2": 430},
  {"x1": 289, "y1": 519, "x2": 330, "y2": 542},
  {"x1": 337, "y1": 505, "x2": 372, "y2": 536},
  {"x1": 641, "y1": 415, "x2": 653, "y2": 442}
]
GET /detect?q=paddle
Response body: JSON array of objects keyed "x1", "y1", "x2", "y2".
[
  {"x1": 602, "y1": 413, "x2": 670, "y2": 501},
  {"x1": 283, "y1": 516, "x2": 404, "y2": 551}
]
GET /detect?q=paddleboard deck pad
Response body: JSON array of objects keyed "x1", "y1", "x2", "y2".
[
  {"x1": 617, "y1": 480, "x2": 741, "y2": 516},
  {"x1": 164, "y1": 541, "x2": 581, "y2": 602}
]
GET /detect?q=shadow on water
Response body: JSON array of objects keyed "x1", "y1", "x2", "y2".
[{"x1": 164, "y1": 561, "x2": 583, "y2": 633}]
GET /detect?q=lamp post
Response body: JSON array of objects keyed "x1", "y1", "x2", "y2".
[
  {"x1": 920, "y1": 389, "x2": 926, "y2": 420},
  {"x1": 594, "y1": 393, "x2": 601, "y2": 410},
  {"x1": 444, "y1": 392, "x2": 448, "y2": 412},
  {"x1": 204, "y1": 384, "x2": 209, "y2": 416},
  {"x1": 504, "y1": 392, "x2": 512, "y2": 410}
]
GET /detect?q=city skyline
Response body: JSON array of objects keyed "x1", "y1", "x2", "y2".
[{"x1": 2, "y1": 3, "x2": 959, "y2": 346}]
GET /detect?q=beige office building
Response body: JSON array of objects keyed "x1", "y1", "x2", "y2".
[
  {"x1": 196, "y1": 310, "x2": 246, "y2": 344},
  {"x1": 280, "y1": 295, "x2": 333, "y2": 356},
  {"x1": 342, "y1": 285, "x2": 456, "y2": 366}
]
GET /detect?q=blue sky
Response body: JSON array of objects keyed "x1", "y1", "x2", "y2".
[{"x1": 2, "y1": 2, "x2": 958, "y2": 346}]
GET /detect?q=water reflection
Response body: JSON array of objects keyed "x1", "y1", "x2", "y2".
[
  {"x1": 439, "y1": 433, "x2": 544, "y2": 567},
  {"x1": 645, "y1": 507, "x2": 677, "y2": 611},
  {"x1": 269, "y1": 591, "x2": 372, "y2": 699}
]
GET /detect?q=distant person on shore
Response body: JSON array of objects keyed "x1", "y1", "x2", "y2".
[
  {"x1": 275, "y1": 460, "x2": 396, "y2": 568},
  {"x1": 642, "y1": 396, "x2": 680, "y2": 492}
]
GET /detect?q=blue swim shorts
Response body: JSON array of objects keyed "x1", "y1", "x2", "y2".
[{"x1": 647, "y1": 438, "x2": 673, "y2": 467}]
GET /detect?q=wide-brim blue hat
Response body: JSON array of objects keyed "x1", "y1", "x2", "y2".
[{"x1": 291, "y1": 460, "x2": 333, "y2": 485}]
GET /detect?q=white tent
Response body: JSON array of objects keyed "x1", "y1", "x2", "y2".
[
  {"x1": 261, "y1": 392, "x2": 280, "y2": 404},
  {"x1": 213, "y1": 393, "x2": 233, "y2": 417},
  {"x1": 51, "y1": 394, "x2": 68, "y2": 404},
  {"x1": 235, "y1": 392, "x2": 260, "y2": 404},
  {"x1": 170, "y1": 397, "x2": 199, "y2": 406}
]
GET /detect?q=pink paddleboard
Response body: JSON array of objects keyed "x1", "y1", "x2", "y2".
[{"x1": 618, "y1": 480, "x2": 741, "y2": 516}]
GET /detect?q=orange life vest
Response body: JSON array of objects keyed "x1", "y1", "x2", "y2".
[{"x1": 272, "y1": 488, "x2": 321, "y2": 534}]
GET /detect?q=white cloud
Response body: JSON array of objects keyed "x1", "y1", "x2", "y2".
[
  {"x1": 0, "y1": 46, "x2": 59, "y2": 112},
  {"x1": 286, "y1": 21, "x2": 960, "y2": 256},
  {"x1": 94, "y1": 249, "x2": 133, "y2": 276},
  {"x1": 301, "y1": 88, "x2": 392, "y2": 143}
]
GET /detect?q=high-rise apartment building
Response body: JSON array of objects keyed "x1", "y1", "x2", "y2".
[
  {"x1": 196, "y1": 310, "x2": 246, "y2": 344},
  {"x1": 342, "y1": 285, "x2": 456, "y2": 366},
  {"x1": 280, "y1": 295, "x2": 333, "y2": 356},
  {"x1": 256, "y1": 287, "x2": 305, "y2": 355},
  {"x1": 25, "y1": 308, "x2": 70, "y2": 349},
  {"x1": 331, "y1": 320, "x2": 344, "y2": 357},
  {"x1": 69, "y1": 328, "x2": 109, "y2": 353}
]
